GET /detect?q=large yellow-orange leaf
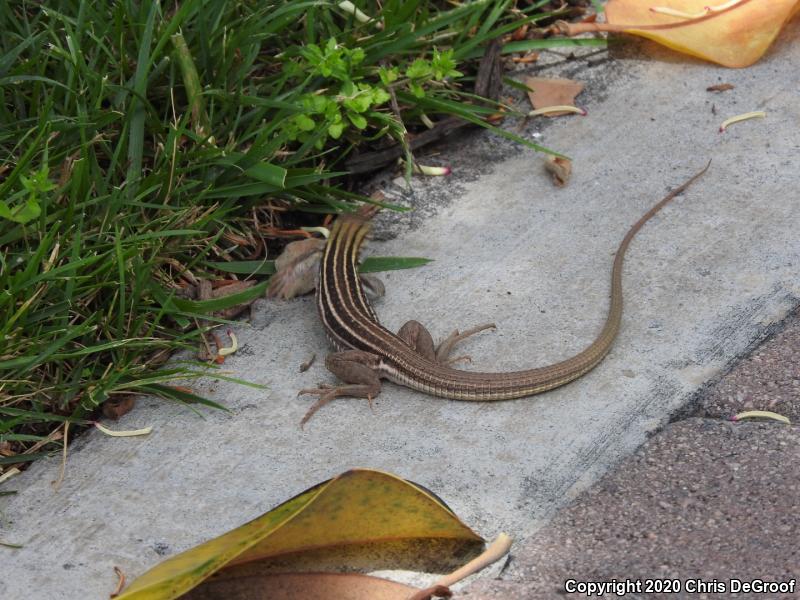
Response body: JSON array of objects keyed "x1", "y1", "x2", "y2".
[
  {"x1": 605, "y1": 0, "x2": 800, "y2": 68},
  {"x1": 115, "y1": 469, "x2": 482, "y2": 600}
]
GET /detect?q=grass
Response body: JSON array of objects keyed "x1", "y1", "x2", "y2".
[{"x1": 0, "y1": 0, "x2": 601, "y2": 472}]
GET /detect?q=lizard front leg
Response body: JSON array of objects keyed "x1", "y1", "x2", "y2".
[
  {"x1": 397, "y1": 320, "x2": 496, "y2": 365},
  {"x1": 298, "y1": 324, "x2": 494, "y2": 426},
  {"x1": 298, "y1": 350, "x2": 383, "y2": 427}
]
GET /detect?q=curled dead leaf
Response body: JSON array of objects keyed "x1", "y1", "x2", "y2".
[
  {"x1": 182, "y1": 573, "x2": 451, "y2": 600},
  {"x1": 267, "y1": 238, "x2": 326, "y2": 299},
  {"x1": 544, "y1": 156, "x2": 572, "y2": 187},
  {"x1": 511, "y1": 23, "x2": 529, "y2": 41},
  {"x1": 102, "y1": 394, "x2": 137, "y2": 420}
]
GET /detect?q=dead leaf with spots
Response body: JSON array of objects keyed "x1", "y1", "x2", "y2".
[
  {"x1": 525, "y1": 77, "x2": 584, "y2": 117},
  {"x1": 114, "y1": 469, "x2": 503, "y2": 600},
  {"x1": 557, "y1": 0, "x2": 800, "y2": 68}
]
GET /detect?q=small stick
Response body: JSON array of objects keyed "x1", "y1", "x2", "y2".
[
  {"x1": 299, "y1": 352, "x2": 317, "y2": 373},
  {"x1": 731, "y1": 410, "x2": 790, "y2": 425},
  {"x1": 528, "y1": 105, "x2": 586, "y2": 117},
  {"x1": 94, "y1": 422, "x2": 153, "y2": 437},
  {"x1": 110, "y1": 566, "x2": 126, "y2": 598},
  {"x1": 52, "y1": 422, "x2": 69, "y2": 491}
]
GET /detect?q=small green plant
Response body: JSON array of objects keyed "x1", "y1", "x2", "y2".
[
  {"x1": 279, "y1": 41, "x2": 465, "y2": 150},
  {"x1": 0, "y1": 165, "x2": 56, "y2": 224},
  {"x1": 405, "y1": 49, "x2": 464, "y2": 97}
]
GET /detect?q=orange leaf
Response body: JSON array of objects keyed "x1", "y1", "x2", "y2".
[
  {"x1": 182, "y1": 572, "x2": 450, "y2": 600},
  {"x1": 524, "y1": 77, "x2": 584, "y2": 117},
  {"x1": 604, "y1": 0, "x2": 800, "y2": 68}
]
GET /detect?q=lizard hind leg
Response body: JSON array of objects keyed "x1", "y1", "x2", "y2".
[
  {"x1": 397, "y1": 320, "x2": 496, "y2": 366},
  {"x1": 298, "y1": 350, "x2": 382, "y2": 427}
]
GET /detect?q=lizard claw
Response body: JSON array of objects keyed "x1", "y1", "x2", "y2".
[{"x1": 297, "y1": 383, "x2": 380, "y2": 427}]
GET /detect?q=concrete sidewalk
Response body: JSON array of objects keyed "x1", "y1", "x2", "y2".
[{"x1": 2, "y1": 22, "x2": 799, "y2": 599}]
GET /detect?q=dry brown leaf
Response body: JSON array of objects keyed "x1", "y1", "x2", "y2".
[
  {"x1": 187, "y1": 279, "x2": 257, "y2": 316},
  {"x1": 706, "y1": 83, "x2": 735, "y2": 92},
  {"x1": 525, "y1": 77, "x2": 584, "y2": 117},
  {"x1": 511, "y1": 52, "x2": 539, "y2": 64},
  {"x1": 204, "y1": 280, "x2": 255, "y2": 298},
  {"x1": 544, "y1": 156, "x2": 572, "y2": 187},
  {"x1": 102, "y1": 395, "x2": 137, "y2": 420},
  {"x1": 486, "y1": 108, "x2": 506, "y2": 124},
  {"x1": 510, "y1": 23, "x2": 529, "y2": 41}
]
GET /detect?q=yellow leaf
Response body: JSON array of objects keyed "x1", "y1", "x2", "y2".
[
  {"x1": 605, "y1": 0, "x2": 800, "y2": 68},
  {"x1": 115, "y1": 469, "x2": 482, "y2": 600}
]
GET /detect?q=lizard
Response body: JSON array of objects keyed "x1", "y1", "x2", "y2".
[{"x1": 297, "y1": 163, "x2": 710, "y2": 425}]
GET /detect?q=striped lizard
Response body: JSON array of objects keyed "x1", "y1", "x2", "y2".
[{"x1": 298, "y1": 164, "x2": 709, "y2": 424}]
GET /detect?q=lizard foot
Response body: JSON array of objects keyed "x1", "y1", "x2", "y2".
[
  {"x1": 298, "y1": 384, "x2": 376, "y2": 427},
  {"x1": 436, "y1": 323, "x2": 496, "y2": 363},
  {"x1": 440, "y1": 354, "x2": 473, "y2": 367}
]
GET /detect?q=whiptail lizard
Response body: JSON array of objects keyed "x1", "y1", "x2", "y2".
[{"x1": 299, "y1": 164, "x2": 709, "y2": 424}]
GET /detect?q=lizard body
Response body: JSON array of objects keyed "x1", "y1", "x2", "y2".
[{"x1": 300, "y1": 165, "x2": 709, "y2": 422}]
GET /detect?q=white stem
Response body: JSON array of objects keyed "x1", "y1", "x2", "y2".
[
  {"x1": 528, "y1": 105, "x2": 586, "y2": 117},
  {"x1": 94, "y1": 422, "x2": 153, "y2": 437},
  {"x1": 719, "y1": 111, "x2": 766, "y2": 132},
  {"x1": 732, "y1": 410, "x2": 790, "y2": 424},
  {"x1": 434, "y1": 533, "x2": 513, "y2": 588}
]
